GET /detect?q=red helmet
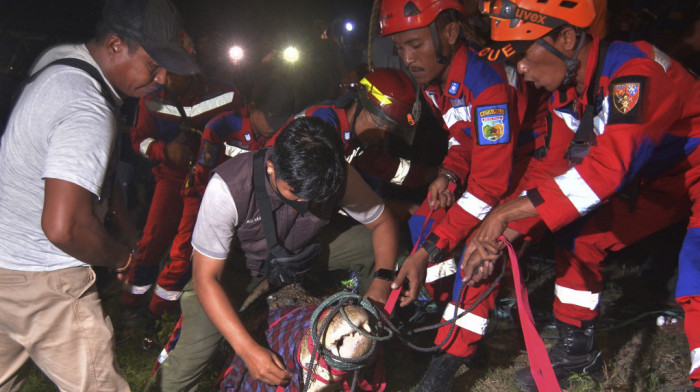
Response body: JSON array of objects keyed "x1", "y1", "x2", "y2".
[
  {"x1": 356, "y1": 68, "x2": 420, "y2": 143},
  {"x1": 379, "y1": 0, "x2": 465, "y2": 36}
]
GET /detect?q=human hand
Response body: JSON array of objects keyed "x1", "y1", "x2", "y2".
[
  {"x1": 460, "y1": 237, "x2": 502, "y2": 286},
  {"x1": 165, "y1": 132, "x2": 193, "y2": 168},
  {"x1": 460, "y1": 212, "x2": 509, "y2": 285},
  {"x1": 390, "y1": 248, "x2": 429, "y2": 307},
  {"x1": 239, "y1": 343, "x2": 292, "y2": 386},
  {"x1": 428, "y1": 175, "x2": 455, "y2": 210}
]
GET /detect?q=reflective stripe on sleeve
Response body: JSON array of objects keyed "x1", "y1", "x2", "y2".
[
  {"x1": 127, "y1": 283, "x2": 152, "y2": 295},
  {"x1": 139, "y1": 138, "x2": 156, "y2": 158},
  {"x1": 443, "y1": 303, "x2": 489, "y2": 335},
  {"x1": 224, "y1": 143, "x2": 249, "y2": 158},
  {"x1": 456, "y1": 192, "x2": 492, "y2": 220},
  {"x1": 425, "y1": 258, "x2": 457, "y2": 283},
  {"x1": 442, "y1": 103, "x2": 472, "y2": 129},
  {"x1": 555, "y1": 283, "x2": 600, "y2": 310},
  {"x1": 553, "y1": 168, "x2": 600, "y2": 216},
  {"x1": 390, "y1": 158, "x2": 411, "y2": 185},
  {"x1": 146, "y1": 92, "x2": 235, "y2": 118},
  {"x1": 154, "y1": 285, "x2": 183, "y2": 301}
]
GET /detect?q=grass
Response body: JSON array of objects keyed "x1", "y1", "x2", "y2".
[{"x1": 21, "y1": 231, "x2": 695, "y2": 392}]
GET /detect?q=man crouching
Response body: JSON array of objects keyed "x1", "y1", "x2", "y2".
[{"x1": 147, "y1": 116, "x2": 399, "y2": 391}]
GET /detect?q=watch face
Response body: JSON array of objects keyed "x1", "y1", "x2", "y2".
[{"x1": 374, "y1": 269, "x2": 395, "y2": 281}]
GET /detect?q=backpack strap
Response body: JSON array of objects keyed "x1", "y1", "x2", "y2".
[
  {"x1": 252, "y1": 149, "x2": 291, "y2": 258},
  {"x1": 11, "y1": 57, "x2": 116, "y2": 110},
  {"x1": 565, "y1": 40, "x2": 610, "y2": 166}
]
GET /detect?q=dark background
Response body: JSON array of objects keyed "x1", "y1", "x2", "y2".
[{"x1": 0, "y1": 0, "x2": 375, "y2": 123}]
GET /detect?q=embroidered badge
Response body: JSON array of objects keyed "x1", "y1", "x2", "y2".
[
  {"x1": 448, "y1": 81, "x2": 460, "y2": 96},
  {"x1": 344, "y1": 130, "x2": 351, "y2": 141},
  {"x1": 198, "y1": 140, "x2": 219, "y2": 168},
  {"x1": 613, "y1": 82, "x2": 640, "y2": 114},
  {"x1": 475, "y1": 104, "x2": 510, "y2": 145},
  {"x1": 244, "y1": 133, "x2": 252, "y2": 142},
  {"x1": 608, "y1": 76, "x2": 645, "y2": 124}
]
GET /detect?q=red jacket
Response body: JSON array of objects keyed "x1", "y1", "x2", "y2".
[
  {"x1": 131, "y1": 76, "x2": 241, "y2": 182},
  {"x1": 423, "y1": 43, "x2": 521, "y2": 252},
  {"x1": 528, "y1": 37, "x2": 700, "y2": 231}
]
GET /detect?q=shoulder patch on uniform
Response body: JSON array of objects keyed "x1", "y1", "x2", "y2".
[
  {"x1": 475, "y1": 103, "x2": 510, "y2": 145},
  {"x1": 608, "y1": 75, "x2": 646, "y2": 124},
  {"x1": 448, "y1": 81, "x2": 460, "y2": 96},
  {"x1": 199, "y1": 140, "x2": 219, "y2": 168}
]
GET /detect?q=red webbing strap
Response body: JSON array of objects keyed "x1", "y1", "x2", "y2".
[
  {"x1": 500, "y1": 235, "x2": 560, "y2": 392},
  {"x1": 384, "y1": 182, "x2": 457, "y2": 316}
]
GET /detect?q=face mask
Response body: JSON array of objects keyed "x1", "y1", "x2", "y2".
[{"x1": 274, "y1": 184, "x2": 309, "y2": 215}]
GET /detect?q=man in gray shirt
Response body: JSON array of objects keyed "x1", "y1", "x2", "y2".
[
  {"x1": 150, "y1": 116, "x2": 400, "y2": 391},
  {"x1": 0, "y1": 0, "x2": 198, "y2": 390}
]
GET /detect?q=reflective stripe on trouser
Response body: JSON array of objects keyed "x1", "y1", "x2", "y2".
[
  {"x1": 123, "y1": 177, "x2": 185, "y2": 308},
  {"x1": 434, "y1": 258, "x2": 502, "y2": 358},
  {"x1": 408, "y1": 200, "x2": 454, "y2": 305},
  {"x1": 552, "y1": 180, "x2": 690, "y2": 327}
]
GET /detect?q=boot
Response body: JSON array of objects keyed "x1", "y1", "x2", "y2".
[
  {"x1": 415, "y1": 352, "x2": 469, "y2": 392},
  {"x1": 516, "y1": 319, "x2": 603, "y2": 391}
]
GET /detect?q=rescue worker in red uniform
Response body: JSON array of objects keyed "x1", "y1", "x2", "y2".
[
  {"x1": 283, "y1": 68, "x2": 436, "y2": 219},
  {"x1": 124, "y1": 70, "x2": 241, "y2": 319},
  {"x1": 460, "y1": 0, "x2": 700, "y2": 390},
  {"x1": 377, "y1": 1, "x2": 525, "y2": 389},
  {"x1": 144, "y1": 77, "x2": 296, "y2": 327}
]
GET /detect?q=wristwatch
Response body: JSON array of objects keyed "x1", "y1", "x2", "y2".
[
  {"x1": 421, "y1": 233, "x2": 443, "y2": 262},
  {"x1": 373, "y1": 268, "x2": 395, "y2": 281}
]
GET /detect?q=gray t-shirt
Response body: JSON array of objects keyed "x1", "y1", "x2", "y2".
[
  {"x1": 0, "y1": 43, "x2": 122, "y2": 271},
  {"x1": 192, "y1": 165, "x2": 385, "y2": 260}
]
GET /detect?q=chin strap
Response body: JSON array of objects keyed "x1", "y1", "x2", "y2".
[
  {"x1": 535, "y1": 29, "x2": 586, "y2": 86},
  {"x1": 429, "y1": 23, "x2": 450, "y2": 64}
]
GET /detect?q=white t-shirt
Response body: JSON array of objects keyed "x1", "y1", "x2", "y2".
[
  {"x1": 0, "y1": 43, "x2": 122, "y2": 271},
  {"x1": 192, "y1": 164, "x2": 385, "y2": 260}
]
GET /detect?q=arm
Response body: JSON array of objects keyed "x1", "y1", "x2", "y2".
[
  {"x1": 42, "y1": 178, "x2": 131, "y2": 269},
  {"x1": 362, "y1": 205, "x2": 400, "y2": 305},
  {"x1": 193, "y1": 251, "x2": 291, "y2": 386},
  {"x1": 461, "y1": 196, "x2": 537, "y2": 285}
]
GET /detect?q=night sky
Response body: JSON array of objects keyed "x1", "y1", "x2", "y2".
[{"x1": 1, "y1": 0, "x2": 375, "y2": 42}]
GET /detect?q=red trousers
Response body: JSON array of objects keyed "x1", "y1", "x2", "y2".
[
  {"x1": 435, "y1": 174, "x2": 693, "y2": 359},
  {"x1": 123, "y1": 176, "x2": 185, "y2": 315}
]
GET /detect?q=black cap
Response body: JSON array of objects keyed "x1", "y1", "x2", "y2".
[
  {"x1": 252, "y1": 78, "x2": 296, "y2": 132},
  {"x1": 102, "y1": 0, "x2": 200, "y2": 75}
]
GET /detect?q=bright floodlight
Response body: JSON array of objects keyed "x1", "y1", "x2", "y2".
[
  {"x1": 228, "y1": 45, "x2": 244, "y2": 62},
  {"x1": 282, "y1": 46, "x2": 300, "y2": 63},
  {"x1": 345, "y1": 22, "x2": 353, "y2": 32}
]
